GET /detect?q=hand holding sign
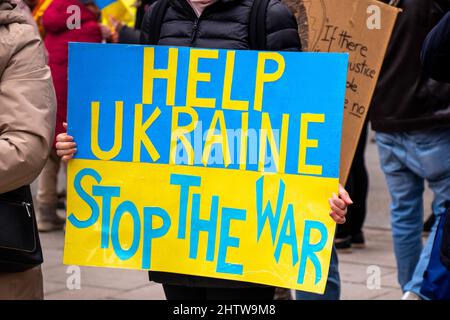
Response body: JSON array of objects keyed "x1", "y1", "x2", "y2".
[
  {"x1": 63, "y1": 43, "x2": 348, "y2": 293},
  {"x1": 56, "y1": 130, "x2": 351, "y2": 225}
]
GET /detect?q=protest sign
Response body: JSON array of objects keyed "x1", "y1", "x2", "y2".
[
  {"x1": 283, "y1": 0, "x2": 399, "y2": 183},
  {"x1": 64, "y1": 43, "x2": 348, "y2": 293}
]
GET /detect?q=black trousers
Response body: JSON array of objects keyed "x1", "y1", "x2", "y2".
[
  {"x1": 336, "y1": 122, "x2": 369, "y2": 239},
  {"x1": 163, "y1": 284, "x2": 276, "y2": 301}
]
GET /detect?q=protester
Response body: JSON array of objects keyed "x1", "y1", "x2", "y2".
[
  {"x1": 335, "y1": 121, "x2": 369, "y2": 252},
  {"x1": 36, "y1": 0, "x2": 105, "y2": 232},
  {"x1": 371, "y1": 0, "x2": 450, "y2": 300},
  {"x1": 55, "y1": 0, "x2": 353, "y2": 301},
  {"x1": 421, "y1": 10, "x2": 450, "y2": 83},
  {"x1": 109, "y1": 0, "x2": 155, "y2": 44},
  {"x1": 0, "y1": 0, "x2": 56, "y2": 299},
  {"x1": 421, "y1": 8, "x2": 450, "y2": 275}
]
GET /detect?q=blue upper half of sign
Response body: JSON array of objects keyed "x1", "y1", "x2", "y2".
[{"x1": 67, "y1": 43, "x2": 348, "y2": 179}]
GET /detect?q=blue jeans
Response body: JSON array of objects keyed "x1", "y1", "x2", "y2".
[
  {"x1": 295, "y1": 247, "x2": 340, "y2": 300},
  {"x1": 376, "y1": 128, "x2": 450, "y2": 299}
]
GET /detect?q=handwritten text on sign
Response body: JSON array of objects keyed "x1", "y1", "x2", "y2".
[{"x1": 64, "y1": 43, "x2": 348, "y2": 293}]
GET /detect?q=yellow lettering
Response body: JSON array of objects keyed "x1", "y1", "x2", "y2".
[
  {"x1": 239, "y1": 112, "x2": 249, "y2": 170},
  {"x1": 170, "y1": 107, "x2": 198, "y2": 165},
  {"x1": 186, "y1": 49, "x2": 219, "y2": 109},
  {"x1": 254, "y1": 52, "x2": 285, "y2": 112},
  {"x1": 91, "y1": 101, "x2": 123, "y2": 160},
  {"x1": 258, "y1": 113, "x2": 289, "y2": 173},
  {"x1": 222, "y1": 51, "x2": 249, "y2": 111},
  {"x1": 142, "y1": 47, "x2": 178, "y2": 105},
  {"x1": 133, "y1": 104, "x2": 161, "y2": 162},
  {"x1": 202, "y1": 110, "x2": 232, "y2": 167},
  {"x1": 298, "y1": 113, "x2": 325, "y2": 175}
]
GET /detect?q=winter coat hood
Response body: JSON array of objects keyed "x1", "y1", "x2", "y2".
[
  {"x1": 0, "y1": 0, "x2": 27, "y2": 26},
  {"x1": 0, "y1": 0, "x2": 56, "y2": 193}
]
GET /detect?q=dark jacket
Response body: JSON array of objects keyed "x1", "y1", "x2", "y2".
[
  {"x1": 140, "y1": 0, "x2": 301, "y2": 288},
  {"x1": 118, "y1": 0, "x2": 156, "y2": 44},
  {"x1": 370, "y1": 0, "x2": 450, "y2": 133},
  {"x1": 140, "y1": 0, "x2": 301, "y2": 51},
  {"x1": 422, "y1": 11, "x2": 450, "y2": 83}
]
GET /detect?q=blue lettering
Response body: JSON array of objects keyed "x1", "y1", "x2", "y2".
[
  {"x1": 170, "y1": 174, "x2": 201, "y2": 239},
  {"x1": 142, "y1": 207, "x2": 171, "y2": 269},
  {"x1": 68, "y1": 168, "x2": 102, "y2": 228},
  {"x1": 92, "y1": 185, "x2": 121, "y2": 248},
  {"x1": 216, "y1": 207, "x2": 246, "y2": 275},
  {"x1": 298, "y1": 220, "x2": 328, "y2": 285},
  {"x1": 256, "y1": 177, "x2": 285, "y2": 244},
  {"x1": 189, "y1": 194, "x2": 219, "y2": 262},
  {"x1": 111, "y1": 201, "x2": 141, "y2": 260},
  {"x1": 274, "y1": 204, "x2": 298, "y2": 266}
]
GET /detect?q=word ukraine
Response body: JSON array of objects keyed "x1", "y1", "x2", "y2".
[{"x1": 64, "y1": 43, "x2": 348, "y2": 293}]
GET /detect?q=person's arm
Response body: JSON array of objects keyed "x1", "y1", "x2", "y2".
[
  {"x1": 119, "y1": 26, "x2": 142, "y2": 44},
  {"x1": 421, "y1": 11, "x2": 450, "y2": 82},
  {"x1": 108, "y1": 15, "x2": 142, "y2": 44},
  {"x1": 0, "y1": 24, "x2": 56, "y2": 193},
  {"x1": 265, "y1": 0, "x2": 302, "y2": 52}
]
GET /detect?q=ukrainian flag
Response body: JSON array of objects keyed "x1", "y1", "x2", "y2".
[
  {"x1": 32, "y1": 0, "x2": 54, "y2": 37},
  {"x1": 95, "y1": 0, "x2": 137, "y2": 27}
]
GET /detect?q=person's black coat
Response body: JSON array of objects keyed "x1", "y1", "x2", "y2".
[
  {"x1": 370, "y1": 0, "x2": 450, "y2": 133},
  {"x1": 140, "y1": 0, "x2": 301, "y2": 51},
  {"x1": 118, "y1": 26, "x2": 141, "y2": 44},
  {"x1": 422, "y1": 11, "x2": 450, "y2": 83},
  {"x1": 117, "y1": 0, "x2": 156, "y2": 44},
  {"x1": 139, "y1": 0, "x2": 301, "y2": 289}
]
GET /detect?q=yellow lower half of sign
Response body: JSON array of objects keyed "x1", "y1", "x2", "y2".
[{"x1": 64, "y1": 159, "x2": 338, "y2": 294}]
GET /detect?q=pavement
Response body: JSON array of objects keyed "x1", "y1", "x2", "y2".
[{"x1": 35, "y1": 130, "x2": 433, "y2": 300}]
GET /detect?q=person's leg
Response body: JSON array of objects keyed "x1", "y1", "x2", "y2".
[
  {"x1": 376, "y1": 132, "x2": 424, "y2": 291},
  {"x1": 0, "y1": 266, "x2": 43, "y2": 300},
  {"x1": 403, "y1": 215, "x2": 440, "y2": 299},
  {"x1": 402, "y1": 128, "x2": 450, "y2": 298},
  {"x1": 36, "y1": 148, "x2": 64, "y2": 231},
  {"x1": 295, "y1": 247, "x2": 340, "y2": 300},
  {"x1": 349, "y1": 122, "x2": 369, "y2": 243},
  {"x1": 336, "y1": 122, "x2": 369, "y2": 250},
  {"x1": 273, "y1": 287, "x2": 293, "y2": 300},
  {"x1": 206, "y1": 286, "x2": 276, "y2": 300},
  {"x1": 162, "y1": 284, "x2": 206, "y2": 300}
]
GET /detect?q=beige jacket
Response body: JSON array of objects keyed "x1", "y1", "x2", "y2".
[{"x1": 0, "y1": 0, "x2": 56, "y2": 194}]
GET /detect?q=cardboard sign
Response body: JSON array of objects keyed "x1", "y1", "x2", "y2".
[
  {"x1": 64, "y1": 43, "x2": 348, "y2": 293},
  {"x1": 283, "y1": 0, "x2": 399, "y2": 182}
]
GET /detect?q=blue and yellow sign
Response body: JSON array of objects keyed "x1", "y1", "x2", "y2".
[{"x1": 64, "y1": 43, "x2": 348, "y2": 293}]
